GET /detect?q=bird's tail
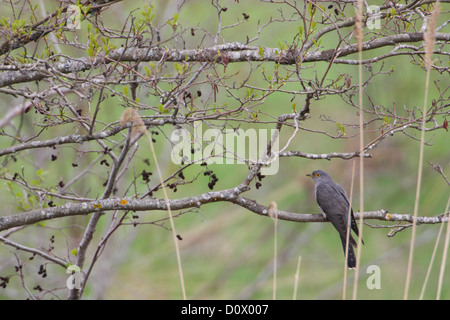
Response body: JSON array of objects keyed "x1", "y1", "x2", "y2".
[{"x1": 341, "y1": 237, "x2": 357, "y2": 269}]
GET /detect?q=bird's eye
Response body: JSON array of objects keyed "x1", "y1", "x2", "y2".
[{"x1": 316, "y1": 173, "x2": 320, "y2": 177}]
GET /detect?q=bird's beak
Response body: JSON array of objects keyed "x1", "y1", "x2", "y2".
[{"x1": 306, "y1": 173, "x2": 312, "y2": 177}]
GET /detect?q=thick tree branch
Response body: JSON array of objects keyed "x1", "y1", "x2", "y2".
[
  {"x1": 1, "y1": 192, "x2": 447, "y2": 233},
  {"x1": 0, "y1": 117, "x2": 179, "y2": 157},
  {"x1": 1, "y1": 32, "x2": 448, "y2": 88},
  {"x1": 279, "y1": 150, "x2": 371, "y2": 160}
]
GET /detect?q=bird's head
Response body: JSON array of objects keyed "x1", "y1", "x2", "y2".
[{"x1": 306, "y1": 170, "x2": 331, "y2": 184}]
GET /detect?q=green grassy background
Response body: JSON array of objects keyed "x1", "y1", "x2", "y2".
[{"x1": 0, "y1": 0, "x2": 448, "y2": 300}]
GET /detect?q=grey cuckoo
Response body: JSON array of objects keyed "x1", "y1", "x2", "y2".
[{"x1": 307, "y1": 170, "x2": 363, "y2": 269}]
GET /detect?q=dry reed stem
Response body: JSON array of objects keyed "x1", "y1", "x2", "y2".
[
  {"x1": 292, "y1": 256, "x2": 302, "y2": 300},
  {"x1": 420, "y1": 195, "x2": 450, "y2": 299},
  {"x1": 404, "y1": 1, "x2": 440, "y2": 300},
  {"x1": 121, "y1": 107, "x2": 187, "y2": 299},
  {"x1": 352, "y1": 0, "x2": 365, "y2": 300},
  {"x1": 436, "y1": 196, "x2": 450, "y2": 299},
  {"x1": 343, "y1": 161, "x2": 356, "y2": 300},
  {"x1": 269, "y1": 201, "x2": 278, "y2": 300}
]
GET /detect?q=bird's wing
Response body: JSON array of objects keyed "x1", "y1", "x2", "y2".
[
  {"x1": 316, "y1": 183, "x2": 357, "y2": 247},
  {"x1": 325, "y1": 182, "x2": 364, "y2": 245},
  {"x1": 316, "y1": 183, "x2": 348, "y2": 219}
]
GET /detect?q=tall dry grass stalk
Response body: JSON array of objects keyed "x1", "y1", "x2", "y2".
[
  {"x1": 269, "y1": 201, "x2": 278, "y2": 300},
  {"x1": 292, "y1": 256, "x2": 302, "y2": 300},
  {"x1": 420, "y1": 196, "x2": 450, "y2": 299},
  {"x1": 120, "y1": 107, "x2": 187, "y2": 300},
  {"x1": 343, "y1": 161, "x2": 356, "y2": 300},
  {"x1": 404, "y1": 1, "x2": 440, "y2": 300},
  {"x1": 436, "y1": 196, "x2": 450, "y2": 299},
  {"x1": 352, "y1": 0, "x2": 365, "y2": 300}
]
